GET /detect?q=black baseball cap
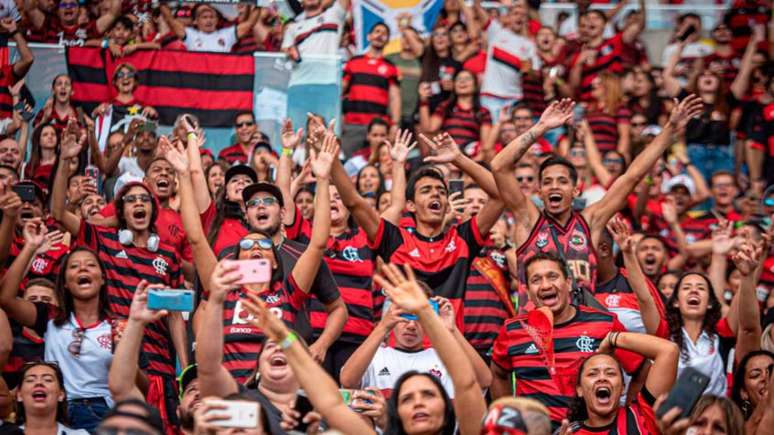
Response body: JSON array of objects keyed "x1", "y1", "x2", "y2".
[
  {"x1": 178, "y1": 364, "x2": 198, "y2": 399},
  {"x1": 225, "y1": 164, "x2": 257, "y2": 185},
  {"x1": 242, "y1": 181, "x2": 284, "y2": 207}
]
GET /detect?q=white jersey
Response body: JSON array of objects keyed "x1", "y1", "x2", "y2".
[
  {"x1": 677, "y1": 328, "x2": 727, "y2": 396},
  {"x1": 184, "y1": 26, "x2": 238, "y2": 53},
  {"x1": 43, "y1": 315, "x2": 114, "y2": 407},
  {"x1": 481, "y1": 19, "x2": 540, "y2": 100},
  {"x1": 282, "y1": 3, "x2": 346, "y2": 57},
  {"x1": 361, "y1": 345, "x2": 455, "y2": 398}
]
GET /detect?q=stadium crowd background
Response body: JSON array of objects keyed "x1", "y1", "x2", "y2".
[{"x1": 0, "y1": 0, "x2": 772, "y2": 434}]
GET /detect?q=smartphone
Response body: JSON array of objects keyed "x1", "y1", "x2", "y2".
[
  {"x1": 205, "y1": 399, "x2": 260, "y2": 429},
  {"x1": 182, "y1": 114, "x2": 198, "y2": 130},
  {"x1": 449, "y1": 179, "x2": 464, "y2": 197},
  {"x1": 293, "y1": 391, "x2": 314, "y2": 432},
  {"x1": 12, "y1": 184, "x2": 36, "y2": 202},
  {"x1": 678, "y1": 24, "x2": 697, "y2": 42},
  {"x1": 147, "y1": 289, "x2": 195, "y2": 312},
  {"x1": 656, "y1": 367, "x2": 710, "y2": 419},
  {"x1": 400, "y1": 299, "x2": 439, "y2": 321},
  {"x1": 573, "y1": 104, "x2": 585, "y2": 124},
  {"x1": 233, "y1": 259, "x2": 272, "y2": 285}
]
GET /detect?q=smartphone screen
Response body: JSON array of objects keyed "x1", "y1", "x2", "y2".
[
  {"x1": 449, "y1": 179, "x2": 464, "y2": 197},
  {"x1": 656, "y1": 367, "x2": 710, "y2": 419},
  {"x1": 293, "y1": 392, "x2": 314, "y2": 432}
]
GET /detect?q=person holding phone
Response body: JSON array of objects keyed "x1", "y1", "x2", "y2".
[
  {"x1": 0, "y1": 220, "x2": 115, "y2": 432},
  {"x1": 165, "y1": 130, "x2": 333, "y2": 383},
  {"x1": 656, "y1": 394, "x2": 745, "y2": 435},
  {"x1": 558, "y1": 331, "x2": 679, "y2": 434}
]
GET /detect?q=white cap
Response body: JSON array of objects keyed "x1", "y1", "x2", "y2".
[{"x1": 662, "y1": 174, "x2": 696, "y2": 196}]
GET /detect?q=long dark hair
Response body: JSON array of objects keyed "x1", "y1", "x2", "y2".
[
  {"x1": 665, "y1": 272, "x2": 722, "y2": 361},
  {"x1": 206, "y1": 189, "x2": 246, "y2": 248},
  {"x1": 567, "y1": 354, "x2": 624, "y2": 423},
  {"x1": 28, "y1": 124, "x2": 59, "y2": 174},
  {"x1": 384, "y1": 371, "x2": 455, "y2": 435},
  {"x1": 442, "y1": 69, "x2": 484, "y2": 124},
  {"x1": 419, "y1": 25, "x2": 449, "y2": 82},
  {"x1": 53, "y1": 247, "x2": 111, "y2": 327},
  {"x1": 205, "y1": 160, "x2": 229, "y2": 199},
  {"x1": 356, "y1": 164, "x2": 385, "y2": 194},
  {"x1": 731, "y1": 350, "x2": 774, "y2": 419},
  {"x1": 15, "y1": 362, "x2": 69, "y2": 425}
]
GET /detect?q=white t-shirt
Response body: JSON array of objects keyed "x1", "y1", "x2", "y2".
[
  {"x1": 281, "y1": 3, "x2": 346, "y2": 57},
  {"x1": 661, "y1": 40, "x2": 714, "y2": 68},
  {"x1": 184, "y1": 26, "x2": 238, "y2": 52},
  {"x1": 677, "y1": 328, "x2": 727, "y2": 396},
  {"x1": 43, "y1": 315, "x2": 114, "y2": 407},
  {"x1": 361, "y1": 345, "x2": 455, "y2": 398},
  {"x1": 19, "y1": 423, "x2": 89, "y2": 435},
  {"x1": 481, "y1": 19, "x2": 540, "y2": 100}
]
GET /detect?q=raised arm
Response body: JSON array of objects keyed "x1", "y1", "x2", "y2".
[
  {"x1": 242, "y1": 293, "x2": 376, "y2": 435},
  {"x1": 236, "y1": 6, "x2": 260, "y2": 39},
  {"x1": 380, "y1": 130, "x2": 414, "y2": 225},
  {"x1": 290, "y1": 133, "x2": 335, "y2": 293},
  {"x1": 579, "y1": 120, "x2": 613, "y2": 187},
  {"x1": 95, "y1": 0, "x2": 120, "y2": 34},
  {"x1": 435, "y1": 297, "x2": 491, "y2": 388},
  {"x1": 600, "y1": 331, "x2": 679, "y2": 399},
  {"x1": 196, "y1": 261, "x2": 241, "y2": 398},
  {"x1": 375, "y1": 264, "x2": 486, "y2": 435},
  {"x1": 608, "y1": 217, "x2": 662, "y2": 335},
  {"x1": 707, "y1": 221, "x2": 735, "y2": 315},
  {"x1": 340, "y1": 303, "x2": 406, "y2": 388},
  {"x1": 621, "y1": 0, "x2": 645, "y2": 45},
  {"x1": 329, "y1": 142, "x2": 381, "y2": 242},
  {"x1": 587, "y1": 94, "x2": 704, "y2": 231},
  {"x1": 159, "y1": 4, "x2": 186, "y2": 40},
  {"x1": 731, "y1": 25, "x2": 765, "y2": 100},
  {"x1": 730, "y1": 241, "x2": 763, "y2": 363},
  {"x1": 0, "y1": 219, "x2": 49, "y2": 327},
  {"x1": 23, "y1": 0, "x2": 46, "y2": 30},
  {"x1": 277, "y1": 119, "x2": 304, "y2": 226},
  {"x1": 109, "y1": 281, "x2": 165, "y2": 402},
  {"x1": 51, "y1": 121, "x2": 85, "y2": 235},
  {"x1": 662, "y1": 42, "x2": 685, "y2": 98},
  {"x1": 0, "y1": 188, "x2": 21, "y2": 266},
  {"x1": 491, "y1": 99, "x2": 575, "y2": 229},
  {"x1": 0, "y1": 308, "x2": 10, "y2": 368},
  {"x1": 3, "y1": 21, "x2": 34, "y2": 79}
]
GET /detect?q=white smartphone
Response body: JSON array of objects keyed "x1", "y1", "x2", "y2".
[{"x1": 205, "y1": 399, "x2": 261, "y2": 429}]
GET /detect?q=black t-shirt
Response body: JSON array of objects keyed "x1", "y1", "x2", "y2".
[
  {"x1": 0, "y1": 422, "x2": 22, "y2": 435},
  {"x1": 237, "y1": 385, "x2": 288, "y2": 435},
  {"x1": 678, "y1": 89, "x2": 735, "y2": 146}
]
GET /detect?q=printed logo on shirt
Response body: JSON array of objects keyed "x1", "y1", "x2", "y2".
[
  {"x1": 152, "y1": 256, "x2": 169, "y2": 276},
  {"x1": 97, "y1": 333, "x2": 112, "y2": 350},
  {"x1": 524, "y1": 343, "x2": 539, "y2": 354},
  {"x1": 232, "y1": 299, "x2": 255, "y2": 325},
  {"x1": 31, "y1": 257, "x2": 48, "y2": 274},
  {"x1": 536, "y1": 231, "x2": 548, "y2": 249},
  {"x1": 605, "y1": 294, "x2": 621, "y2": 308},
  {"x1": 116, "y1": 250, "x2": 129, "y2": 259},
  {"x1": 409, "y1": 248, "x2": 420, "y2": 258},
  {"x1": 378, "y1": 367, "x2": 391, "y2": 376},
  {"x1": 569, "y1": 231, "x2": 586, "y2": 250},
  {"x1": 576, "y1": 335, "x2": 595, "y2": 353},
  {"x1": 429, "y1": 367, "x2": 443, "y2": 380},
  {"x1": 444, "y1": 240, "x2": 457, "y2": 253},
  {"x1": 342, "y1": 246, "x2": 363, "y2": 262}
]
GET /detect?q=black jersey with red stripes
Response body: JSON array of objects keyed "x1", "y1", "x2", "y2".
[
  {"x1": 370, "y1": 217, "x2": 485, "y2": 328},
  {"x1": 77, "y1": 221, "x2": 182, "y2": 377},
  {"x1": 516, "y1": 212, "x2": 597, "y2": 312},
  {"x1": 571, "y1": 33, "x2": 626, "y2": 102},
  {"x1": 491, "y1": 306, "x2": 643, "y2": 428},
  {"x1": 218, "y1": 276, "x2": 308, "y2": 382},
  {"x1": 462, "y1": 247, "x2": 512, "y2": 355},
  {"x1": 343, "y1": 55, "x2": 399, "y2": 126},
  {"x1": 566, "y1": 390, "x2": 659, "y2": 435}
]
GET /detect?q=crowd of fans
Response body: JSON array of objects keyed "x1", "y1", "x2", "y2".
[{"x1": 0, "y1": 0, "x2": 773, "y2": 434}]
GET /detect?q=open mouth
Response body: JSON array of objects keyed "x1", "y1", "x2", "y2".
[
  {"x1": 31, "y1": 389, "x2": 47, "y2": 401},
  {"x1": 20, "y1": 210, "x2": 34, "y2": 220},
  {"x1": 255, "y1": 212, "x2": 269, "y2": 224},
  {"x1": 428, "y1": 200, "x2": 442, "y2": 212},
  {"x1": 540, "y1": 289, "x2": 559, "y2": 306},
  {"x1": 686, "y1": 295, "x2": 701, "y2": 306},
  {"x1": 132, "y1": 209, "x2": 147, "y2": 220},
  {"x1": 156, "y1": 179, "x2": 170, "y2": 190},
  {"x1": 269, "y1": 355, "x2": 287, "y2": 367},
  {"x1": 594, "y1": 386, "x2": 612, "y2": 405},
  {"x1": 547, "y1": 193, "x2": 562, "y2": 206},
  {"x1": 77, "y1": 275, "x2": 93, "y2": 288},
  {"x1": 644, "y1": 256, "x2": 657, "y2": 266},
  {"x1": 412, "y1": 411, "x2": 430, "y2": 422}
]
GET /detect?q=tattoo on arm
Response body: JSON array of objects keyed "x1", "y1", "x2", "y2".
[{"x1": 518, "y1": 131, "x2": 536, "y2": 149}]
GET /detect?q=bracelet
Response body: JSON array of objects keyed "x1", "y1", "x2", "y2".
[
  {"x1": 186, "y1": 132, "x2": 197, "y2": 142},
  {"x1": 611, "y1": 332, "x2": 620, "y2": 349},
  {"x1": 281, "y1": 147, "x2": 293, "y2": 157},
  {"x1": 279, "y1": 331, "x2": 297, "y2": 350}
]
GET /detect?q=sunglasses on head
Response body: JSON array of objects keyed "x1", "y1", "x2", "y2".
[
  {"x1": 236, "y1": 121, "x2": 255, "y2": 128},
  {"x1": 246, "y1": 197, "x2": 278, "y2": 208},
  {"x1": 239, "y1": 238, "x2": 273, "y2": 250},
  {"x1": 123, "y1": 194, "x2": 152, "y2": 204}
]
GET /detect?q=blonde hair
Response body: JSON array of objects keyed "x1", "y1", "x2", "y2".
[{"x1": 597, "y1": 71, "x2": 623, "y2": 116}]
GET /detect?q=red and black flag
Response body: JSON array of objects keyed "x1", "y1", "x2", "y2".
[{"x1": 66, "y1": 47, "x2": 254, "y2": 128}]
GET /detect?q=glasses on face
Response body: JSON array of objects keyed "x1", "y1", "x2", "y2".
[
  {"x1": 59, "y1": 2, "x2": 78, "y2": 9},
  {"x1": 246, "y1": 197, "x2": 278, "y2": 208},
  {"x1": 236, "y1": 121, "x2": 255, "y2": 128},
  {"x1": 68, "y1": 328, "x2": 85, "y2": 357},
  {"x1": 516, "y1": 176, "x2": 534, "y2": 182},
  {"x1": 115, "y1": 71, "x2": 135, "y2": 80},
  {"x1": 433, "y1": 32, "x2": 448, "y2": 38},
  {"x1": 123, "y1": 194, "x2": 152, "y2": 204},
  {"x1": 513, "y1": 116, "x2": 532, "y2": 122},
  {"x1": 569, "y1": 148, "x2": 586, "y2": 157},
  {"x1": 603, "y1": 158, "x2": 624, "y2": 165},
  {"x1": 631, "y1": 122, "x2": 646, "y2": 128},
  {"x1": 239, "y1": 238, "x2": 273, "y2": 250},
  {"x1": 96, "y1": 427, "x2": 157, "y2": 435}
]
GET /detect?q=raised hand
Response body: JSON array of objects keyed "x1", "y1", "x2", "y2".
[
  {"x1": 606, "y1": 215, "x2": 634, "y2": 253},
  {"x1": 654, "y1": 395, "x2": 691, "y2": 435},
  {"x1": 23, "y1": 218, "x2": 49, "y2": 253},
  {"x1": 281, "y1": 118, "x2": 304, "y2": 150},
  {"x1": 537, "y1": 98, "x2": 575, "y2": 130},
  {"x1": 434, "y1": 296, "x2": 455, "y2": 332},
  {"x1": 129, "y1": 280, "x2": 169, "y2": 324},
  {"x1": 208, "y1": 260, "x2": 242, "y2": 304},
  {"x1": 0, "y1": 18, "x2": 17, "y2": 34},
  {"x1": 310, "y1": 132, "x2": 339, "y2": 179},
  {"x1": 421, "y1": 132, "x2": 460, "y2": 164},
  {"x1": 667, "y1": 94, "x2": 704, "y2": 130},
  {"x1": 378, "y1": 302, "x2": 407, "y2": 331},
  {"x1": 731, "y1": 241, "x2": 762, "y2": 276},
  {"x1": 9, "y1": 79, "x2": 24, "y2": 98},
  {"x1": 241, "y1": 292, "x2": 290, "y2": 343},
  {"x1": 388, "y1": 129, "x2": 417, "y2": 163},
  {"x1": 160, "y1": 136, "x2": 189, "y2": 173},
  {"x1": 373, "y1": 263, "x2": 430, "y2": 314},
  {"x1": 0, "y1": 191, "x2": 22, "y2": 219},
  {"x1": 60, "y1": 120, "x2": 82, "y2": 160},
  {"x1": 447, "y1": 191, "x2": 469, "y2": 222},
  {"x1": 711, "y1": 219, "x2": 738, "y2": 256},
  {"x1": 661, "y1": 197, "x2": 679, "y2": 224}
]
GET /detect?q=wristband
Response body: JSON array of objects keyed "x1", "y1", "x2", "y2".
[
  {"x1": 281, "y1": 147, "x2": 293, "y2": 157},
  {"x1": 280, "y1": 331, "x2": 297, "y2": 349},
  {"x1": 186, "y1": 132, "x2": 196, "y2": 142}
]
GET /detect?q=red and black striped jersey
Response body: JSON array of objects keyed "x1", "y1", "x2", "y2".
[
  {"x1": 567, "y1": 390, "x2": 658, "y2": 435},
  {"x1": 0, "y1": 65, "x2": 18, "y2": 119},
  {"x1": 433, "y1": 101, "x2": 492, "y2": 148},
  {"x1": 594, "y1": 268, "x2": 668, "y2": 337},
  {"x1": 462, "y1": 248, "x2": 512, "y2": 354},
  {"x1": 491, "y1": 306, "x2": 643, "y2": 427},
  {"x1": 585, "y1": 105, "x2": 631, "y2": 154},
  {"x1": 703, "y1": 52, "x2": 740, "y2": 84},
  {"x1": 218, "y1": 276, "x2": 308, "y2": 382},
  {"x1": 649, "y1": 211, "x2": 714, "y2": 256},
  {"x1": 724, "y1": 1, "x2": 771, "y2": 54},
  {"x1": 571, "y1": 33, "x2": 626, "y2": 102},
  {"x1": 5, "y1": 232, "x2": 69, "y2": 285},
  {"x1": 76, "y1": 222, "x2": 182, "y2": 376},
  {"x1": 2, "y1": 322, "x2": 44, "y2": 389},
  {"x1": 200, "y1": 201, "x2": 249, "y2": 258},
  {"x1": 370, "y1": 218, "x2": 485, "y2": 329},
  {"x1": 39, "y1": 17, "x2": 100, "y2": 46},
  {"x1": 286, "y1": 220, "x2": 377, "y2": 344},
  {"x1": 516, "y1": 212, "x2": 597, "y2": 313},
  {"x1": 342, "y1": 55, "x2": 399, "y2": 126}
]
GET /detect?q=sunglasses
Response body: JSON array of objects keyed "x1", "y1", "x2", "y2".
[
  {"x1": 236, "y1": 121, "x2": 255, "y2": 128},
  {"x1": 115, "y1": 71, "x2": 135, "y2": 80},
  {"x1": 239, "y1": 238, "x2": 273, "y2": 250},
  {"x1": 603, "y1": 158, "x2": 625, "y2": 165},
  {"x1": 513, "y1": 116, "x2": 532, "y2": 122},
  {"x1": 246, "y1": 197, "x2": 278, "y2": 208},
  {"x1": 68, "y1": 328, "x2": 85, "y2": 357},
  {"x1": 59, "y1": 2, "x2": 78, "y2": 9},
  {"x1": 764, "y1": 198, "x2": 774, "y2": 207},
  {"x1": 516, "y1": 176, "x2": 534, "y2": 182},
  {"x1": 96, "y1": 428, "x2": 157, "y2": 435},
  {"x1": 569, "y1": 148, "x2": 586, "y2": 157},
  {"x1": 631, "y1": 122, "x2": 646, "y2": 127},
  {"x1": 123, "y1": 194, "x2": 152, "y2": 204}
]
